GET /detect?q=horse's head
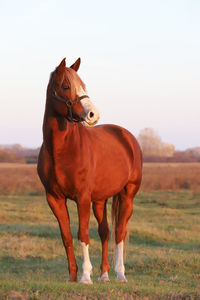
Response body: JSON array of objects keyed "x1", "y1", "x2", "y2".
[{"x1": 51, "y1": 58, "x2": 100, "y2": 127}]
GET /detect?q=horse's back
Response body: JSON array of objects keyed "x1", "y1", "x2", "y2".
[{"x1": 89, "y1": 124, "x2": 142, "y2": 167}]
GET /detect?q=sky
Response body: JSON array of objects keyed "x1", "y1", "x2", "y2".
[{"x1": 0, "y1": 0, "x2": 200, "y2": 150}]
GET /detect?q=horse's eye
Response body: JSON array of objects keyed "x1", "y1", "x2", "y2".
[{"x1": 63, "y1": 86, "x2": 70, "y2": 90}]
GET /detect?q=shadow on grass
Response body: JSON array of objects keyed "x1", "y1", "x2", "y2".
[
  {"x1": 0, "y1": 255, "x2": 82, "y2": 281},
  {"x1": 0, "y1": 224, "x2": 100, "y2": 241},
  {"x1": 0, "y1": 224, "x2": 60, "y2": 239},
  {"x1": 0, "y1": 255, "x2": 65, "y2": 272},
  {"x1": 0, "y1": 255, "x2": 103, "y2": 283},
  {"x1": 2, "y1": 223, "x2": 199, "y2": 252},
  {"x1": 129, "y1": 232, "x2": 200, "y2": 251}
]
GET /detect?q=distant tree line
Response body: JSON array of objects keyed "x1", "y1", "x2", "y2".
[
  {"x1": 0, "y1": 148, "x2": 25, "y2": 163},
  {"x1": 0, "y1": 129, "x2": 200, "y2": 163},
  {"x1": 138, "y1": 128, "x2": 200, "y2": 162},
  {"x1": 0, "y1": 144, "x2": 39, "y2": 164}
]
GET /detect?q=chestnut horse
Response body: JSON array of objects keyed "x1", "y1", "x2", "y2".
[{"x1": 37, "y1": 58, "x2": 142, "y2": 284}]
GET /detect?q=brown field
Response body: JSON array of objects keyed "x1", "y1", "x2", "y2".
[
  {"x1": 141, "y1": 162, "x2": 200, "y2": 192},
  {"x1": 0, "y1": 162, "x2": 200, "y2": 195}
]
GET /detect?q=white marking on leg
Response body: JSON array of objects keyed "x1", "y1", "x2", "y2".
[
  {"x1": 79, "y1": 241, "x2": 93, "y2": 284},
  {"x1": 115, "y1": 241, "x2": 127, "y2": 282},
  {"x1": 115, "y1": 240, "x2": 125, "y2": 274},
  {"x1": 98, "y1": 271, "x2": 110, "y2": 282}
]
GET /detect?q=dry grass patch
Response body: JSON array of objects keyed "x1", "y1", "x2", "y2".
[
  {"x1": 141, "y1": 162, "x2": 200, "y2": 191},
  {"x1": 0, "y1": 234, "x2": 63, "y2": 259},
  {"x1": 0, "y1": 162, "x2": 200, "y2": 195}
]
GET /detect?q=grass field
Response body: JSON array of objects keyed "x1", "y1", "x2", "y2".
[{"x1": 0, "y1": 190, "x2": 200, "y2": 299}]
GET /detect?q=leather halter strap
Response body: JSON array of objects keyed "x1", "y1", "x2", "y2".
[{"x1": 51, "y1": 71, "x2": 89, "y2": 123}]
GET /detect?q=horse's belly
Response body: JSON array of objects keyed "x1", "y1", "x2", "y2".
[{"x1": 91, "y1": 158, "x2": 131, "y2": 201}]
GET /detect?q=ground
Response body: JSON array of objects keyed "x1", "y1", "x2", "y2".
[{"x1": 0, "y1": 190, "x2": 199, "y2": 299}]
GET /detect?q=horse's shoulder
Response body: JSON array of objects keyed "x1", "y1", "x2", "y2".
[{"x1": 37, "y1": 143, "x2": 54, "y2": 187}]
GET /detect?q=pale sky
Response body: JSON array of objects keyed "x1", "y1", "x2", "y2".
[{"x1": 0, "y1": 0, "x2": 200, "y2": 150}]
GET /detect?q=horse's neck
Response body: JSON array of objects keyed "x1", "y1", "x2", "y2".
[{"x1": 42, "y1": 95, "x2": 81, "y2": 154}]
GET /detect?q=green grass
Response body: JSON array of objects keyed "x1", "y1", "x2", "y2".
[{"x1": 0, "y1": 192, "x2": 200, "y2": 299}]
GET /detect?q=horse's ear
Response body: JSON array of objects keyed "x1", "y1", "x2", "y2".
[
  {"x1": 56, "y1": 58, "x2": 66, "y2": 75},
  {"x1": 70, "y1": 58, "x2": 81, "y2": 72}
]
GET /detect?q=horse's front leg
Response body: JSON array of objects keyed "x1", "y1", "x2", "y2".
[
  {"x1": 77, "y1": 197, "x2": 93, "y2": 284},
  {"x1": 46, "y1": 193, "x2": 78, "y2": 282}
]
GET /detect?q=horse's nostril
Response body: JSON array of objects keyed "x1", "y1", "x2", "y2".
[{"x1": 89, "y1": 112, "x2": 94, "y2": 118}]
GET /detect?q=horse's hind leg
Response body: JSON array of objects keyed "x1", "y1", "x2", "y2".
[
  {"x1": 114, "y1": 183, "x2": 138, "y2": 282},
  {"x1": 46, "y1": 193, "x2": 78, "y2": 282},
  {"x1": 92, "y1": 200, "x2": 110, "y2": 282}
]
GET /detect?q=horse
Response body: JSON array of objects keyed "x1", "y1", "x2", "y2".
[{"x1": 37, "y1": 58, "x2": 143, "y2": 284}]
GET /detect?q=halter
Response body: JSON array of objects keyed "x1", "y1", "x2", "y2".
[{"x1": 51, "y1": 71, "x2": 89, "y2": 123}]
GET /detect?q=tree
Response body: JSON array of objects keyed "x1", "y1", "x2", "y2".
[{"x1": 138, "y1": 128, "x2": 175, "y2": 157}]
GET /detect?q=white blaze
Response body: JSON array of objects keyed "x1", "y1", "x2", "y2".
[
  {"x1": 76, "y1": 86, "x2": 87, "y2": 97},
  {"x1": 77, "y1": 86, "x2": 100, "y2": 126}
]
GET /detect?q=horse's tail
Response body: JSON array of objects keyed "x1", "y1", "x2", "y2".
[
  {"x1": 111, "y1": 193, "x2": 120, "y2": 234},
  {"x1": 111, "y1": 193, "x2": 129, "y2": 258},
  {"x1": 111, "y1": 194, "x2": 119, "y2": 262}
]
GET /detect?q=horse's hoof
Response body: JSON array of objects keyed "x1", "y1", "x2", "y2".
[
  {"x1": 98, "y1": 272, "x2": 110, "y2": 282},
  {"x1": 68, "y1": 274, "x2": 77, "y2": 282},
  {"x1": 116, "y1": 272, "x2": 128, "y2": 282},
  {"x1": 80, "y1": 273, "x2": 93, "y2": 284},
  {"x1": 68, "y1": 278, "x2": 77, "y2": 283}
]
